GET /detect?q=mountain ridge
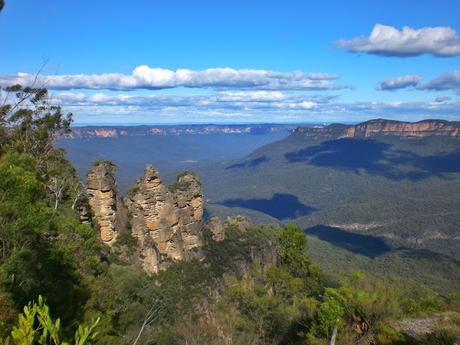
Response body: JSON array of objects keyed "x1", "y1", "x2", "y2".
[
  {"x1": 65, "y1": 124, "x2": 297, "y2": 138},
  {"x1": 294, "y1": 118, "x2": 460, "y2": 139}
]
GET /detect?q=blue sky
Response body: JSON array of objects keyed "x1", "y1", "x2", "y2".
[{"x1": 1, "y1": 0, "x2": 460, "y2": 124}]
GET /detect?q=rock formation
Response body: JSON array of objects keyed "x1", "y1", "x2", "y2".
[
  {"x1": 85, "y1": 161, "x2": 225, "y2": 274},
  {"x1": 172, "y1": 171, "x2": 205, "y2": 251},
  {"x1": 120, "y1": 165, "x2": 204, "y2": 274},
  {"x1": 294, "y1": 119, "x2": 460, "y2": 139},
  {"x1": 205, "y1": 216, "x2": 225, "y2": 241},
  {"x1": 86, "y1": 161, "x2": 125, "y2": 246}
]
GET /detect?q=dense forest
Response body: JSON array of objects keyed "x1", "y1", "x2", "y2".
[
  {"x1": 199, "y1": 128, "x2": 460, "y2": 293},
  {"x1": 1, "y1": 86, "x2": 460, "y2": 345}
]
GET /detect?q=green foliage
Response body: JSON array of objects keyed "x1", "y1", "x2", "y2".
[
  {"x1": 279, "y1": 224, "x2": 310, "y2": 275},
  {"x1": 0, "y1": 292, "x2": 17, "y2": 339},
  {"x1": 279, "y1": 224, "x2": 324, "y2": 295},
  {"x1": 113, "y1": 230, "x2": 137, "y2": 254},
  {"x1": 0, "y1": 85, "x2": 72, "y2": 166},
  {"x1": 203, "y1": 223, "x2": 278, "y2": 277},
  {"x1": 0, "y1": 152, "x2": 49, "y2": 259},
  {"x1": 0, "y1": 152, "x2": 94, "y2": 330},
  {"x1": 326, "y1": 272, "x2": 402, "y2": 327},
  {"x1": 81, "y1": 265, "x2": 151, "y2": 344},
  {"x1": 4, "y1": 295, "x2": 99, "y2": 345},
  {"x1": 424, "y1": 330, "x2": 458, "y2": 345},
  {"x1": 315, "y1": 298, "x2": 343, "y2": 338},
  {"x1": 0, "y1": 86, "x2": 108, "y2": 338}
]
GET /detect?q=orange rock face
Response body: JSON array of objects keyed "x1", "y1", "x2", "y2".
[
  {"x1": 86, "y1": 161, "x2": 125, "y2": 246},
  {"x1": 123, "y1": 166, "x2": 205, "y2": 274},
  {"x1": 295, "y1": 119, "x2": 460, "y2": 139}
]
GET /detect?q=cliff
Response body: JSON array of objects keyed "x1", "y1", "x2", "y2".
[{"x1": 294, "y1": 119, "x2": 460, "y2": 139}]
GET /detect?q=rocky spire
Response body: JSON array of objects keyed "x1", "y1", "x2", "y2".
[
  {"x1": 172, "y1": 171, "x2": 204, "y2": 251},
  {"x1": 122, "y1": 166, "x2": 205, "y2": 274},
  {"x1": 86, "y1": 161, "x2": 125, "y2": 246},
  {"x1": 85, "y1": 161, "x2": 209, "y2": 275}
]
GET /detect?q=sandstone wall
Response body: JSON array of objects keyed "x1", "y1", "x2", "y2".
[
  {"x1": 294, "y1": 119, "x2": 460, "y2": 139},
  {"x1": 86, "y1": 161, "x2": 124, "y2": 246}
]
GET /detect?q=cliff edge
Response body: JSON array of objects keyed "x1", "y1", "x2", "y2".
[{"x1": 294, "y1": 119, "x2": 460, "y2": 139}]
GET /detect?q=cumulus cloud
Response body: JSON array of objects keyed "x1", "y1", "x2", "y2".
[
  {"x1": 418, "y1": 70, "x2": 460, "y2": 91},
  {"x1": 377, "y1": 75, "x2": 422, "y2": 90},
  {"x1": 337, "y1": 24, "x2": 460, "y2": 57},
  {"x1": 0, "y1": 66, "x2": 343, "y2": 91}
]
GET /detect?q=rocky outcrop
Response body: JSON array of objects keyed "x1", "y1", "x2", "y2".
[
  {"x1": 172, "y1": 172, "x2": 205, "y2": 251},
  {"x1": 205, "y1": 216, "x2": 225, "y2": 241},
  {"x1": 122, "y1": 165, "x2": 205, "y2": 274},
  {"x1": 84, "y1": 160, "x2": 222, "y2": 274},
  {"x1": 86, "y1": 161, "x2": 125, "y2": 246},
  {"x1": 294, "y1": 119, "x2": 460, "y2": 139},
  {"x1": 392, "y1": 312, "x2": 460, "y2": 340}
]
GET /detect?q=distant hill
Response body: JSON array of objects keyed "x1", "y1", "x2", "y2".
[
  {"x1": 66, "y1": 124, "x2": 298, "y2": 139},
  {"x1": 199, "y1": 119, "x2": 460, "y2": 292}
]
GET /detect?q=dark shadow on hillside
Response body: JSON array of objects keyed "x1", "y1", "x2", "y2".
[
  {"x1": 284, "y1": 138, "x2": 460, "y2": 181},
  {"x1": 226, "y1": 155, "x2": 269, "y2": 169},
  {"x1": 307, "y1": 225, "x2": 391, "y2": 258},
  {"x1": 219, "y1": 193, "x2": 315, "y2": 220},
  {"x1": 396, "y1": 247, "x2": 460, "y2": 265}
]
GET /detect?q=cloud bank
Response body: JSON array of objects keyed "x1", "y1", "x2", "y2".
[
  {"x1": 337, "y1": 24, "x2": 460, "y2": 57},
  {"x1": 377, "y1": 71, "x2": 460, "y2": 92},
  {"x1": 50, "y1": 89, "x2": 460, "y2": 124},
  {"x1": 0, "y1": 66, "x2": 343, "y2": 91}
]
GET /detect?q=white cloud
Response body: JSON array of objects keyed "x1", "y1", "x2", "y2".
[
  {"x1": 418, "y1": 70, "x2": 460, "y2": 91},
  {"x1": 0, "y1": 66, "x2": 343, "y2": 91},
  {"x1": 51, "y1": 90, "x2": 460, "y2": 124},
  {"x1": 216, "y1": 91, "x2": 287, "y2": 102},
  {"x1": 337, "y1": 24, "x2": 460, "y2": 57},
  {"x1": 52, "y1": 90, "x2": 321, "y2": 111},
  {"x1": 377, "y1": 71, "x2": 460, "y2": 92},
  {"x1": 377, "y1": 75, "x2": 422, "y2": 90}
]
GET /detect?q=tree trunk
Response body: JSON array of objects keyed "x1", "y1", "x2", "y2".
[{"x1": 329, "y1": 324, "x2": 338, "y2": 345}]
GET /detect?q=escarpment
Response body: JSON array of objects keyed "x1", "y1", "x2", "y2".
[
  {"x1": 294, "y1": 119, "x2": 460, "y2": 139},
  {"x1": 85, "y1": 161, "x2": 209, "y2": 274}
]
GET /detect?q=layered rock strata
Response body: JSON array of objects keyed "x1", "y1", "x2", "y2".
[
  {"x1": 123, "y1": 165, "x2": 204, "y2": 274},
  {"x1": 86, "y1": 161, "x2": 125, "y2": 246},
  {"x1": 294, "y1": 119, "x2": 460, "y2": 139}
]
